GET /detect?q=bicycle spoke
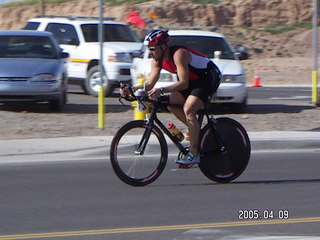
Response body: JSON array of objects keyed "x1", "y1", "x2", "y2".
[{"x1": 110, "y1": 121, "x2": 168, "y2": 186}]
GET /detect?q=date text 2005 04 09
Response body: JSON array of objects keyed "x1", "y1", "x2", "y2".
[{"x1": 238, "y1": 209, "x2": 289, "y2": 220}]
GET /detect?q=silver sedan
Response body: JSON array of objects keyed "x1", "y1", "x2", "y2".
[{"x1": 0, "y1": 30, "x2": 69, "y2": 111}]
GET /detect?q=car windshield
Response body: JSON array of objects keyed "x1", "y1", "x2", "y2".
[
  {"x1": 81, "y1": 24, "x2": 141, "y2": 42},
  {"x1": 0, "y1": 36, "x2": 58, "y2": 59},
  {"x1": 169, "y1": 35, "x2": 235, "y2": 59}
]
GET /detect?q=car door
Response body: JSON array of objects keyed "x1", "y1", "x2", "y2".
[{"x1": 44, "y1": 23, "x2": 83, "y2": 78}]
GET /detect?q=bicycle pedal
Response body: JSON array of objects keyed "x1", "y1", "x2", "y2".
[
  {"x1": 179, "y1": 164, "x2": 196, "y2": 169},
  {"x1": 179, "y1": 164, "x2": 189, "y2": 169}
]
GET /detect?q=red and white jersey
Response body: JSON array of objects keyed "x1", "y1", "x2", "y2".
[{"x1": 162, "y1": 46, "x2": 212, "y2": 81}]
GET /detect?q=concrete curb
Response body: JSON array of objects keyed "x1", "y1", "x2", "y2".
[
  {"x1": 0, "y1": 131, "x2": 319, "y2": 163},
  {"x1": 249, "y1": 131, "x2": 320, "y2": 151}
]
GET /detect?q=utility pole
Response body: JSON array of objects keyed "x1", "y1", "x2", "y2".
[
  {"x1": 40, "y1": 0, "x2": 45, "y2": 15},
  {"x1": 98, "y1": 0, "x2": 106, "y2": 129},
  {"x1": 312, "y1": 0, "x2": 318, "y2": 104}
]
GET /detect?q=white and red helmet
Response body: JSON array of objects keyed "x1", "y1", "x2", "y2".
[{"x1": 144, "y1": 30, "x2": 170, "y2": 47}]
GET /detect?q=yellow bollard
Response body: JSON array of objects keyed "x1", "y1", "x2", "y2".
[
  {"x1": 312, "y1": 70, "x2": 318, "y2": 104},
  {"x1": 132, "y1": 101, "x2": 147, "y2": 120},
  {"x1": 98, "y1": 84, "x2": 105, "y2": 129},
  {"x1": 133, "y1": 76, "x2": 147, "y2": 120}
]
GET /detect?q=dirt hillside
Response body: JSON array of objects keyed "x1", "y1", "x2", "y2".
[
  {"x1": 0, "y1": 0, "x2": 318, "y2": 58},
  {"x1": 0, "y1": 0, "x2": 315, "y2": 29}
]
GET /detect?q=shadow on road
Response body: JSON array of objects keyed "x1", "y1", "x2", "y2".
[
  {"x1": 309, "y1": 127, "x2": 320, "y2": 132},
  {"x1": 63, "y1": 103, "x2": 131, "y2": 114},
  {"x1": 0, "y1": 102, "x2": 52, "y2": 113},
  {"x1": 210, "y1": 103, "x2": 315, "y2": 115},
  {"x1": 222, "y1": 178, "x2": 320, "y2": 185},
  {"x1": 245, "y1": 104, "x2": 315, "y2": 114},
  {"x1": 0, "y1": 102, "x2": 131, "y2": 114},
  {"x1": 0, "y1": 96, "x2": 315, "y2": 115},
  {"x1": 155, "y1": 178, "x2": 320, "y2": 188}
]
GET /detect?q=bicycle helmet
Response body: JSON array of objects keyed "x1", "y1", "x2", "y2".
[{"x1": 144, "y1": 30, "x2": 170, "y2": 47}]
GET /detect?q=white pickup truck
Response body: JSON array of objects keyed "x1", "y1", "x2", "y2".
[{"x1": 24, "y1": 15, "x2": 143, "y2": 96}]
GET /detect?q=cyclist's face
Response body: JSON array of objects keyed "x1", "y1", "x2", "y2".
[{"x1": 148, "y1": 45, "x2": 164, "y2": 61}]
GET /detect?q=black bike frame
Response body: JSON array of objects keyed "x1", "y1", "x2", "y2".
[
  {"x1": 136, "y1": 100, "x2": 189, "y2": 156},
  {"x1": 134, "y1": 96, "x2": 227, "y2": 157}
]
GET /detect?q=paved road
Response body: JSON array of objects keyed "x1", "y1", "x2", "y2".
[
  {"x1": 0, "y1": 148, "x2": 320, "y2": 239},
  {"x1": 0, "y1": 132, "x2": 320, "y2": 240},
  {"x1": 248, "y1": 86, "x2": 312, "y2": 100}
]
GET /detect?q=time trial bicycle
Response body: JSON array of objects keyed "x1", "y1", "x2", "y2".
[{"x1": 110, "y1": 85, "x2": 251, "y2": 186}]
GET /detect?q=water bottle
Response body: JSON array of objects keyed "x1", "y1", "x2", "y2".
[
  {"x1": 167, "y1": 123, "x2": 184, "y2": 142},
  {"x1": 135, "y1": 89, "x2": 147, "y2": 112}
]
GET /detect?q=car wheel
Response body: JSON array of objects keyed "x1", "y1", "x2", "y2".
[
  {"x1": 49, "y1": 98, "x2": 63, "y2": 112},
  {"x1": 49, "y1": 91, "x2": 66, "y2": 112},
  {"x1": 232, "y1": 98, "x2": 247, "y2": 113},
  {"x1": 85, "y1": 66, "x2": 114, "y2": 97}
]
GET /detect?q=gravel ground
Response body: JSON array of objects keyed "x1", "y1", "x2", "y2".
[
  {"x1": 0, "y1": 57, "x2": 319, "y2": 140},
  {"x1": 0, "y1": 96, "x2": 319, "y2": 140}
]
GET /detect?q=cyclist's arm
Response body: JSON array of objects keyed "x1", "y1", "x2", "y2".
[
  {"x1": 159, "y1": 48, "x2": 190, "y2": 93},
  {"x1": 133, "y1": 59, "x2": 161, "y2": 91}
]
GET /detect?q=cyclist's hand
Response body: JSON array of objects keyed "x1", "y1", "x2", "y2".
[
  {"x1": 148, "y1": 88, "x2": 161, "y2": 100},
  {"x1": 120, "y1": 86, "x2": 130, "y2": 97}
]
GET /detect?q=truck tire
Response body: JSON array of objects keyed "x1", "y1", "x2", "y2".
[{"x1": 85, "y1": 65, "x2": 114, "y2": 97}]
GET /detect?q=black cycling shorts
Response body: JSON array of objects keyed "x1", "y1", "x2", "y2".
[{"x1": 180, "y1": 62, "x2": 220, "y2": 105}]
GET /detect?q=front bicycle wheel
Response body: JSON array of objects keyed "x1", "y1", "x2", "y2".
[
  {"x1": 199, "y1": 117, "x2": 251, "y2": 183},
  {"x1": 110, "y1": 120, "x2": 168, "y2": 186}
]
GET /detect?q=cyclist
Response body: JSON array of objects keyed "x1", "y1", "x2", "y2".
[{"x1": 121, "y1": 29, "x2": 221, "y2": 165}]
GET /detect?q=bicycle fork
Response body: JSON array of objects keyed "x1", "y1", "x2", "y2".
[{"x1": 134, "y1": 120, "x2": 153, "y2": 155}]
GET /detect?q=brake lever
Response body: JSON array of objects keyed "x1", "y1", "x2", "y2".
[
  {"x1": 119, "y1": 83, "x2": 132, "y2": 106},
  {"x1": 118, "y1": 96, "x2": 126, "y2": 106}
]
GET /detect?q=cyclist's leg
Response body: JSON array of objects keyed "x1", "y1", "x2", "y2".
[
  {"x1": 184, "y1": 76, "x2": 213, "y2": 157},
  {"x1": 183, "y1": 95, "x2": 204, "y2": 156},
  {"x1": 168, "y1": 91, "x2": 187, "y2": 126}
]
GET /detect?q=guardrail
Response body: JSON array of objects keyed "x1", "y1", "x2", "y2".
[
  {"x1": 155, "y1": 25, "x2": 220, "y2": 31},
  {"x1": 35, "y1": 15, "x2": 116, "y2": 21}
]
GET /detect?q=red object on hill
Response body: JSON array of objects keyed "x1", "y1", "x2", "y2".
[{"x1": 126, "y1": 10, "x2": 146, "y2": 28}]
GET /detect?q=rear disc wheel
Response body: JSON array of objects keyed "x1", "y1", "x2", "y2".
[{"x1": 199, "y1": 117, "x2": 251, "y2": 183}]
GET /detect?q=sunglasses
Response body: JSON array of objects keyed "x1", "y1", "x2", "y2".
[{"x1": 148, "y1": 46, "x2": 156, "y2": 51}]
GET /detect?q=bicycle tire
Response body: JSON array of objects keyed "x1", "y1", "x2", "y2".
[
  {"x1": 199, "y1": 117, "x2": 251, "y2": 183},
  {"x1": 110, "y1": 120, "x2": 168, "y2": 186}
]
